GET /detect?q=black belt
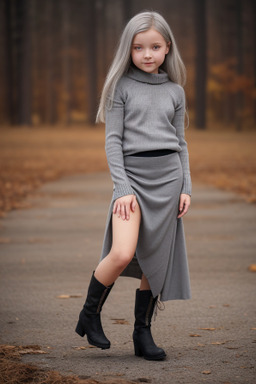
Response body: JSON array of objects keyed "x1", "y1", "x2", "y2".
[{"x1": 129, "y1": 149, "x2": 176, "y2": 157}]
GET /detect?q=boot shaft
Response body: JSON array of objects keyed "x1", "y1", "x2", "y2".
[
  {"x1": 84, "y1": 273, "x2": 114, "y2": 315},
  {"x1": 76, "y1": 272, "x2": 113, "y2": 349},
  {"x1": 134, "y1": 289, "x2": 157, "y2": 328},
  {"x1": 133, "y1": 289, "x2": 166, "y2": 360}
]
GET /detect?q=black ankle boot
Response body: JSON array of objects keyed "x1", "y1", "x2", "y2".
[
  {"x1": 133, "y1": 289, "x2": 166, "y2": 360},
  {"x1": 75, "y1": 272, "x2": 114, "y2": 349}
]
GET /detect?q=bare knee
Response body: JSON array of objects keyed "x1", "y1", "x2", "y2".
[{"x1": 109, "y1": 248, "x2": 134, "y2": 270}]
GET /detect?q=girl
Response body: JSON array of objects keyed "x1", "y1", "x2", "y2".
[{"x1": 75, "y1": 11, "x2": 191, "y2": 361}]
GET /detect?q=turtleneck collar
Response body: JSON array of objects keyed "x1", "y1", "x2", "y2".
[{"x1": 125, "y1": 65, "x2": 169, "y2": 85}]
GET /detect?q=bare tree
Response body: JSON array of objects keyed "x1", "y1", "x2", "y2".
[
  {"x1": 45, "y1": 0, "x2": 56, "y2": 124},
  {"x1": 235, "y1": 0, "x2": 243, "y2": 131},
  {"x1": 85, "y1": 0, "x2": 98, "y2": 124},
  {"x1": 254, "y1": 0, "x2": 256, "y2": 124},
  {"x1": 3, "y1": 0, "x2": 14, "y2": 124},
  {"x1": 1, "y1": 0, "x2": 254, "y2": 128},
  {"x1": 17, "y1": 0, "x2": 32, "y2": 125},
  {"x1": 195, "y1": 0, "x2": 207, "y2": 129},
  {"x1": 122, "y1": 0, "x2": 133, "y2": 23},
  {"x1": 62, "y1": 0, "x2": 71, "y2": 125}
]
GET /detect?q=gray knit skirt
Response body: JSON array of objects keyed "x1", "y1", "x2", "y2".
[{"x1": 100, "y1": 152, "x2": 191, "y2": 302}]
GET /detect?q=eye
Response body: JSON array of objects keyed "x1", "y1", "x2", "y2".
[
  {"x1": 153, "y1": 45, "x2": 160, "y2": 50},
  {"x1": 134, "y1": 46, "x2": 142, "y2": 51}
]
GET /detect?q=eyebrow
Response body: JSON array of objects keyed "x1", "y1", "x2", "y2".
[{"x1": 132, "y1": 42, "x2": 163, "y2": 45}]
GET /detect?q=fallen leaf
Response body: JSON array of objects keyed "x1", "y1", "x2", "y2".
[
  {"x1": 19, "y1": 349, "x2": 47, "y2": 355},
  {"x1": 209, "y1": 305, "x2": 217, "y2": 309},
  {"x1": 197, "y1": 343, "x2": 205, "y2": 347},
  {"x1": 72, "y1": 346, "x2": 96, "y2": 350},
  {"x1": 226, "y1": 346, "x2": 239, "y2": 350},
  {"x1": 189, "y1": 334, "x2": 201, "y2": 337},
  {"x1": 202, "y1": 370, "x2": 211, "y2": 375},
  {"x1": 72, "y1": 346, "x2": 87, "y2": 350},
  {"x1": 56, "y1": 294, "x2": 82, "y2": 299},
  {"x1": 111, "y1": 318, "x2": 129, "y2": 325},
  {"x1": 248, "y1": 264, "x2": 256, "y2": 272},
  {"x1": 211, "y1": 341, "x2": 227, "y2": 345},
  {"x1": 223, "y1": 304, "x2": 230, "y2": 307},
  {"x1": 199, "y1": 327, "x2": 216, "y2": 331},
  {"x1": 250, "y1": 328, "x2": 256, "y2": 330},
  {"x1": 16, "y1": 345, "x2": 47, "y2": 356}
]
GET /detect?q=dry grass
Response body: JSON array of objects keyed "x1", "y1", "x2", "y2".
[
  {"x1": 0, "y1": 344, "x2": 88, "y2": 384},
  {"x1": 0, "y1": 125, "x2": 255, "y2": 217},
  {"x1": 0, "y1": 344, "x2": 136, "y2": 383}
]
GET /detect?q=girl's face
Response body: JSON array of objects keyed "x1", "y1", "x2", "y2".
[{"x1": 131, "y1": 28, "x2": 170, "y2": 74}]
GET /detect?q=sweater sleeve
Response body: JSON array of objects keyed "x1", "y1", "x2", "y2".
[
  {"x1": 105, "y1": 84, "x2": 135, "y2": 201},
  {"x1": 172, "y1": 87, "x2": 192, "y2": 196}
]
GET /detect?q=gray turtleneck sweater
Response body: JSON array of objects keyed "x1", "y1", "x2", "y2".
[{"x1": 105, "y1": 66, "x2": 192, "y2": 200}]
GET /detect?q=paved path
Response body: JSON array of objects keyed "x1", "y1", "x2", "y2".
[{"x1": 0, "y1": 172, "x2": 255, "y2": 384}]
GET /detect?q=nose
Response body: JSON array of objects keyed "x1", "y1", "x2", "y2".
[{"x1": 144, "y1": 49, "x2": 152, "y2": 59}]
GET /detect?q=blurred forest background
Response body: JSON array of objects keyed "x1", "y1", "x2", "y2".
[
  {"x1": 0, "y1": 0, "x2": 256, "y2": 216},
  {"x1": 0, "y1": 0, "x2": 255, "y2": 130}
]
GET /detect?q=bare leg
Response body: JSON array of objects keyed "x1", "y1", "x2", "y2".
[
  {"x1": 140, "y1": 274, "x2": 151, "y2": 290},
  {"x1": 94, "y1": 204, "x2": 141, "y2": 286}
]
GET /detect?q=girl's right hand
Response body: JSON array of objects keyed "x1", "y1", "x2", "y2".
[{"x1": 113, "y1": 194, "x2": 137, "y2": 221}]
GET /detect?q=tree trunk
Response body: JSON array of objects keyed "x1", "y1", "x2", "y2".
[
  {"x1": 3, "y1": 0, "x2": 14, "y2": 124},
  {"x1": 122, "y1": 0, "x2": 133, "y2": 24},
  {"x1": 85, "y1": 0, "x2": 98, "y2": 124},
  {"x1": 254, "y1": 0, "x2": 256, "y2": 124},
  {"x1": 45, "y1": 0, "x2": 56, "y2": 124},
  {"x1": 62, "y1": 0, "x2": 71, "y2": 125},
  {"x1": 235, "y1": 0, "x2": 243, "y2": 131},
  {"x1": 195, "y1": 0, "x2": 207, "y2": 129},
  {"x1": 17, "y1": 0, "x2": 32, "y2": 125}
]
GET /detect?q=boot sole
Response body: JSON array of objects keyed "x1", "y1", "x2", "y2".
[
  {"x1": 87, "y1": 335, "x2": 110, "y2": 350},
  {"x1": 135, "y1": 350, "x2": 166, "y2": 361},
  {"x1": 143, "y1": 353, "x2": 166, "y2": 361},
  {"x1": 134, "y1": 343, "x2": 166, "y2": 361},
  {"x1": 75, "y1": 323, "x2": 110, "y2": 350}
]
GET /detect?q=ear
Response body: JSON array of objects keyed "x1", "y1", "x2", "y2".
[{"x1": 165, "y1": 42, "x2": 171, "y2": 55}]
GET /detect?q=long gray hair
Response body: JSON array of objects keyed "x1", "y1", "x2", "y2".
[{"x1": 96, "y1": 11, "x2": 187, "y2": 123}]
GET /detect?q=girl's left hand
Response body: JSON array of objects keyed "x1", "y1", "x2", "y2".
[{"x1": 177, "y1": 194, "x2": 191, "y2": 218}]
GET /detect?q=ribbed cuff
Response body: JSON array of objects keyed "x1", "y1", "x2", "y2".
[
  {"x1": 181, "y1": 177, "x2": 192, "y2": 196},
  {"x1": 113, "y1": 183, "x2": 135, "y2": 201}
]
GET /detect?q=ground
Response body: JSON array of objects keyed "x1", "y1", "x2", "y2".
[
  {"x1": 0, "y1": 125, "x2": 255, "y2": 383},
  {"x1": 0, "y1": 173, "x2": 255, "y2": 384}
]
